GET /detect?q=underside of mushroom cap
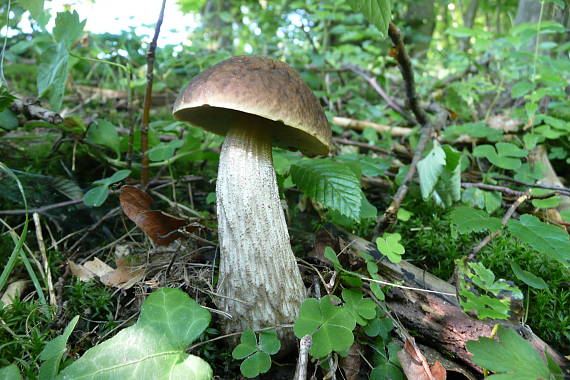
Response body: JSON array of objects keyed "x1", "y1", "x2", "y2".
[{"x1": 172, "y1": 55, "x2": 331, "y2": 157}]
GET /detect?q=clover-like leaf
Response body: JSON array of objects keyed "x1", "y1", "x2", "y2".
[
  {"x1": 376, "y1": 233, "x2": 405, "y2": 263},
  {"x1": 294, "y1": 296, "x2": 356, "y2": 358},
  {"x1": 341, "y1": 288, "x2": 376, "y2": 326},
  {"x1": 473, "y1": 143, "x2": 527, "y2": 170},
  {"x1": 232, "y1": 329, "x2": 281, "y2": 378},
  {"x1": 466, "y1": 325, "x2": 560, "y2": 379},
  {"x1": 58, "y1": 288, "x2": 212, "y2": 379}
]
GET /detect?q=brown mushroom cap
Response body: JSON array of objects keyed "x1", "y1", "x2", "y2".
[{"x1": 172, "y1": 55, "x2": 331, "y2": 156}]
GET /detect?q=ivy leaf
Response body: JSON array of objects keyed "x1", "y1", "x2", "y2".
[
  {"x1": 341, "y1": 288, "x2": 376, "y2": 326},
  {"x1": 291, "y1": 158, "x2": 362, "y2": 221},
  {"x1": 346, "y1": 0, "x2": 391, "y2": 38},
  {"x1": 450, "y1": 206, "x2": 502, "y2": 234},
  {"x1": 510, "y1": 262, "x2": 548, "y2": 290},
  {"x1": 376, "y1": 233, "x2": 405, "y2": 263},
  {"x1": 39, "y1": 316, "x2": 79, "y2": 380},
  {"x1": 466, "y1": 325, "x2": 559, "y2": 379},
  {"x1": 293, "y1": 296, "x2": 356, "y2": 358},
  {"x1": 58, "y1": 288, "x2": 212, "y2": 379},
  {"x1": 53, "y1": 11, "x2": 86, "y2": 49},
  {"x1": 507, "y1": 214, "x2": 570, "y2": 268},
  {"x1": 37, "y1": 42, "x2": 69, "y2": 111},
  {"x1": 417, "y1": 140, "x2": 446, "y2": 199}
]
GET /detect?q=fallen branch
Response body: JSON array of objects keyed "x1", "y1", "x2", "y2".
[
  {"x1": 10, "y1": 96, "x2": 63, "y2": 125},
  {"x1": 319, "y1": 225, "x2": 569, "y2": 374},
  {"x1": 332, "y1": 116, "x2": 413, "y2": 137}
]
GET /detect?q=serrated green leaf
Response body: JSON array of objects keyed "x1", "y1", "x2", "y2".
[
  {"x1": 291, "y1": 159, "x2": 362, "y2": 221},
  {"x1": 58, "y1": 288, "x2": 212, "y2": 380},
  {"x1": 336, "y1": 154, "x2": 391, "y2": 177},
  {"x1": 341, "y1": 288, "x2": 376, "y2": 326},
  {"x1": 507, "y1": 214, "x2": 570, "y2": 267},
  {"x1": 450, "y1": 206, "x2": 502, "y2": 234},
  {"x1": 39, "y1": 316, "x2": 79, "y2": 380},
  {"x1": 53, "y1": 11, "x2": 86, "y2": 49},
  {"x1": 466, "y1": 326, "x2": 556, "y2": 379},
  {"x1": 86, "y1": 120, "x2": 120, "y2": 154},
  {"x1": 418, "y1": 141, "x2": 446, "y2": 199},
  {"x1": 37, "y1": 42, "x2": 69, "y2": 111},
  {"x1": 293, "y1": 296, "x2": 356, "y2": 358},
  {"x1": 510, "y1": 262, "x2": 548, "y2": 290},
  {"x1": 346, "y1": 0, "x2": 391, "y2": 37}
]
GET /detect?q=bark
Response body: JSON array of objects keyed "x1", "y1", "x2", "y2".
[
  {"x1": 403, "y1": 0, "x2": 436, "y2": 56},
  {"x1": 216, "y1": 125, "x2": 306, "y2": 338},
  {"x1": 319, "y1": 226, "x2": 570, "y2": 374}
]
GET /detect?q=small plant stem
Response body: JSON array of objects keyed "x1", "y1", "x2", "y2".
[
  {"x1": 141, "y1": 0, "x2": 166, "y2": 186},
  {"x1": 32, "y1": 213, "x2": 57, "y2": 311},
  {"x1": 69, "y1": 52, "x2": 128, "y2": 72},
  {"x1": 126, "y1": 63, "x2": 135, "y2": 170}
]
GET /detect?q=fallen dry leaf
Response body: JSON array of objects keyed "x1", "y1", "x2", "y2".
[
  {"x1": 397, "y1": 338, "x2": 447, "y2": 380},
  {"x1": 1, "y1": 280, "x2": 28, "y2": 306},
  {"x1": 120, "y1": 185, "x2": 188, "y2": 246},
  {"x1": 68, "y1": 257, "x2": 143, "y2": 289}
]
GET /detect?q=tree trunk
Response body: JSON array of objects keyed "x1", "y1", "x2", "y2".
[{"x1": 403, "y1": 0, "x2": 436, "y2": 57}]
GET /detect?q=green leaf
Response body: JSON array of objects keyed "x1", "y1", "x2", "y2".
[
  {"x1": 258, "y1": 330, "x2": 280, "y2": 355},
  {"x1": 53, "y1": 11, "x2": 86, "y2": 49},
  {"x1": 531, "y1": 188, "x2": 560, "y2": 209},
  {"x1": 507, "y1": 214, "x2": 570, "y2": 268},
  {"x1": 37, "y1": 42, "x2": 69, "y2": 111},
  {"x1": 148, "y1": 140, "x2": 184, "y2": 161},
  {"x1": 0, "y1": 364, "x2": 22, "y2": 380},
  {"x1": 0, "y1": 86, "x2": 16, "y2": 112},
  {"x1": 232, "y1": 329, "x2": 257, "y2": 359},
  {"x1": 93, "y1": 169, "x2": 131, "y2": 186},
  {"x1": 58, "y1": 288, "x2": 212, "y2": 380},
  {"x1": 39, "y1": 316, "x2": 79, "y2": 380},
  {"x1": 341, "y1": 288, "x2": 376, "y2": 326},
  {"x1": 434, "y1": 145, "x2": 462, "y2": 206},
  {"x1": 240, "y1": 352, "x2": 271, "y2": 378},
  {"x1": 18, "y1": 0, "x2": 50, "y2": 27},
  {"x1": 0, "y1": 109, "x2": 19, "y2": 130},
  {"x1": 293, "y1": 296, "x2": 356, "y2": 358},
  {"x1": 336, "y1": 154, "x2": 391, "y2": 177},
  {"x1": 346, "y1": 0, "x2": 391, "y2": 38},
  {"x1": 396, "y1": 208, "x2": 412, "y2": 222},
  {"x1": 370, "y1": 363, "x2": 405, "y2": 380},
  {"x1": 473, "y1": 143, "x2": 527, "y2": 170},
  {"x1": 417, "y1": 141, "x2": 446, "y2": 199},
  {"x1": 291, "y1": 158, "x2": 362, "y2": 221},
  {"x1": 86, "y1": 120, "x2": 120, "y2": 154},
  {"x1": 511, "y1": 81, "x2": 534, "y2": 98},
  {"x1": 376, "y1": 233, "x2": 405, "y2": 263},
  {"x1": 466, "y1": 326, "x2": 558, "y2": 379},
  {"x1": 510, "y1": 262, "x2": 548, "y2": 290},
  {"x1": 324, "y1": 246, "x2": 342, "y2": 268},
  {"x1": 450, "y1": 206, "x2": 502, "y2": 234},
  {"x1": 83, "y1": 186, "x2": 109, "y2": 207}
]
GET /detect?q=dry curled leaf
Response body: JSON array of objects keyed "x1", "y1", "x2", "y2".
[
  {"x1": 397, "y1": 338, "x2": 447, "y2": 380},
  {"x1": 120, "y1": 185, "x2": 188, "y2": 246}
]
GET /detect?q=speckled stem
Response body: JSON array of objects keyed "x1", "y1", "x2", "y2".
[{"x1": 216, "y1": 124, "x2": 307, "y2": 334}]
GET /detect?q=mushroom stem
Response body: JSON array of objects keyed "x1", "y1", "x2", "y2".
[{"x1": 216, "y1": 124, "x2": 307, "y2": 334}]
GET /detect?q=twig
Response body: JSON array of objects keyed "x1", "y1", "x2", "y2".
[
  {"x1": 333, "y1": 137, "x2": 392, "y2": 155},
  {"x1": 343, "y1": 64, "x2": 417, "y2": 124},
  {"x1": 10, "y1": 96, "x2": 64, "y2": 124},
  {"x1": 141, "y1": 0, "x2": 166, "y2": 186},
  {"x1": 294, "y1": 335, "x2": 312, "y2": 380},
  {"x1": 373, "y1": 108, "x2": 448, "y2": 236},
  {"x1": 492, "y1": 175, "x2": 570, "y2": 196},
  {"x1": 468, "y1": 192, "x2": 531, "y2": 260},
  {"x1": 0, "y1": 199, "x2": 83, "y2": 215},
  {"x1": 387, "y1": 23, "x2": 429, "y2": 126},
  {"x1": 462, "y1": 183, "x2": 558, "y2": 199},
  {"x1": 32, "y1": 213, "x2": 57, "y2": 310}
]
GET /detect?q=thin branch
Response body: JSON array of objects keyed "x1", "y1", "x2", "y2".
[
  {"x1": 462, "y1": 183, "x2": 559, "y2": 199},
  {"x1": 141, "y1": 0, "x2": 166, "y2": 186},
  {"x1": 373, "y1": 108, "x2": 448, "y2": 236},
  {"x1": 333, "y1": 137, "x2": 392, "y2": 156},
  {"x1": 343, "y1": 63, "x2": 417, "y2": 125},
  {"x1": 0, "y1": 199, "x2": 83, "y2": 215},
  {"x1": 10, "y1": 96, "x2": 64, "y2": 125},
  {"x1": 387, "y1": 23, "x2": 429, "y2": 126},
  {"x1": 468, "y1": 192, "x2": 531, "y2": 260}
]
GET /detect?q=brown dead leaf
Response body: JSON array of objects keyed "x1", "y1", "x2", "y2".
[
  {"x1": 100, "y1": 258, "x2": 144, "y2": 290},
  {"x1": 397, "y1": 338, "x2": 447, "y2": 380},
  {"x1": 120, "y1": 185, "x2": 188, "y2": 246},
  {"x1": 340, "y1": 342, "x2": 361, "y2": 380}
]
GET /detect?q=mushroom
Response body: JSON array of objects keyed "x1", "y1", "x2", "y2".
[{"x1": 173, "y1": 56, "x2": 331, "y2": 336}]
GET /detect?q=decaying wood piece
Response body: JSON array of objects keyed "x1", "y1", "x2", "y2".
[
  {"x1": 319, "y1": 225, "x2": 570, "y2": 374},
  {"x1": 332, "y1": 116, "x2": 413, "y2": 137}
]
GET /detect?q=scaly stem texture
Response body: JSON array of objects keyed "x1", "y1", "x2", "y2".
[{"x1": 216, "y1": 125, "x2": 306, "y2": 334}]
